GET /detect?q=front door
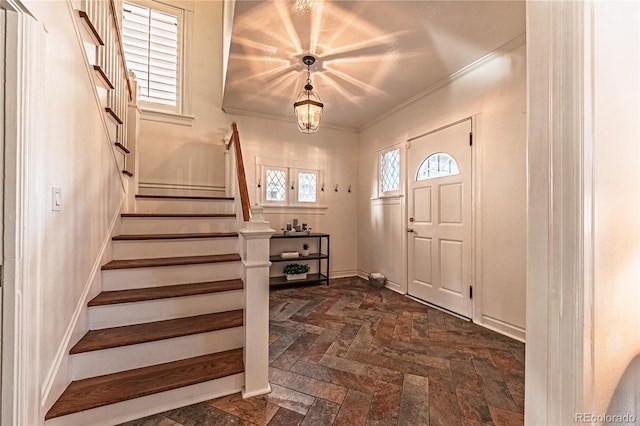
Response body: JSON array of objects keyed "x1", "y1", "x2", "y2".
[{"x1": 407, "y1": 119, "x2": 472, "y2": 318}]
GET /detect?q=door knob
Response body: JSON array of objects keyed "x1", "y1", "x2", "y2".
[{"x1": 406, "y1": 228, "x2": 414, "y2": 233}]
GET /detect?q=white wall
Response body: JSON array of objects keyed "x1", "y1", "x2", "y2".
[
  {"x1": 18, "y1": 0, "x2": 126, "y2": 417},
  {"x1": 233, "y1": 115, "x2": 359, "y2": 277},
  {"x1": 592, "y1": 1, "x2": 640, "y2": 416},
  {"x1": 137, "y1": 0, "x2": 227, "y2": 196},
  {"x1": 358, "y1": 40, "x2": 527, "y2": 339}
]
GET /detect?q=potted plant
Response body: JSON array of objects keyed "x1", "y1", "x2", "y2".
[
  {"x1": 301, "y1": 243, "x2": 310, "y2": 257},
  {"x1": 283, "y1": 263, "x2": 310, "y2": 281}
]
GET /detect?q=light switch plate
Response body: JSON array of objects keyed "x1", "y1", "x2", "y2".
[{"x1": 52, "y1": 187, "x2": 62, "y2": 211}]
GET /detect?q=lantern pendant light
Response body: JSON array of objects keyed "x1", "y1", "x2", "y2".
[{"x1": 293, "y1": 55, "x2": 323, "y2": 134}]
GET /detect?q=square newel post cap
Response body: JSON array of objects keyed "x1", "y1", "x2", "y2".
[{"x1": 242, "y1": 204, "x2": 274, "y2": 233}]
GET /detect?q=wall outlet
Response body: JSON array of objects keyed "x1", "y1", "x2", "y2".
[{"x1": 52, "y1": 187, "x2": 62, "y2": 211}]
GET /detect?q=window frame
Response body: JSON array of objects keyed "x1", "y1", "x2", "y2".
[
  {"x1": 256, "y1": 158, "x2": 325, "y2": 208},
  {"x1": 122, "y1": 0, "x2": 193, "y2": 120}
]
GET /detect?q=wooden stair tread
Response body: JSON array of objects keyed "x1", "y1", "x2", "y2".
[
  {"x1": 45, "y1": 348, "x2": 244, "y2": 420},
  {"x1": 70, "y1": 310, "x2": 243, "y2": 354},
  {"x1": 89, "y1": 279, "x2": 244, "y2": 306},
  {"x1": 101, "y1": 253, "x2": 241, "y2": 270},
  {"x1": 113, "y1": 232, "x2": 237, "y2": 241},
  {"x1": 136, "y1": 194, "x2": 234, "y2": 201},
  {"x1": 121, "y1": 213, "x2": 236, "y2": 218}
]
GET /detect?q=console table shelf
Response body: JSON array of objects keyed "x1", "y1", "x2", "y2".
[{"x1": 269, "y1": 233, "x2": 330, "y2": 287}]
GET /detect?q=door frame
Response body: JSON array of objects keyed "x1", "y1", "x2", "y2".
[
  {"x1": 404, "y1": 116, "x2": 479, "y2": 322},
  {"x1": 526, "y1": 1, "x2": 593, "y2": 423},
  {"x1": 1, "y1": 3, "x2": 42, "y2": 425}
]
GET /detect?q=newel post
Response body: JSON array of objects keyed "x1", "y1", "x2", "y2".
[{"x1": 238, "y1": 205, "x2": 274, "y2": 398}]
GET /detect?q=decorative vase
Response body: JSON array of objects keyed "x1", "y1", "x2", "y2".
[{"x1": 286, "y1": 273, "x2": 307, "y2": 281}]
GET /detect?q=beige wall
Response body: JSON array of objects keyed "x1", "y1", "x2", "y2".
[
  {"x1": 21, "y1": 0, "x2": 126, "y2": 413},
  {"x1": 358, "y1": 41, "x2": 527, "y2": 339}
]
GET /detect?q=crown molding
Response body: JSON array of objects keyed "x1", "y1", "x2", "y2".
[
  {"x1": 358, "y1": 33, "x2": 527, "y2": 132},
  {"x1": 223, "y1": 107, "x2": 358, "y2": 134}
]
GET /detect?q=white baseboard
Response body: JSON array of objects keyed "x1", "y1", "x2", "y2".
[
  {"x1": 40, "y1": 195, "x2": 125, "y2": 414},
  {"x1": 357, "y1": 269, "x2": 370, "y2": 280},
  {"x1": 330, "y1": 270, "x2": 359, "y2": 279},
  {"x1": 479, "y1": 315, "x2": 526, "y2": 343},
  {"x1": 384, "y1": 280, "x2": 402, "y2": 293}
]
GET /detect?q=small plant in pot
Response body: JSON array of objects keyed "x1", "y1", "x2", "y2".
[
  {"x1": 301, "y1": 243, "x2": 310, "y2": 257},
  {"x1": 283, "y1": 263, "x2": 310, "y2": 281}
]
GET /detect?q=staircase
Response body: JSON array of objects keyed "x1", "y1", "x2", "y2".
[{"x1": 45, "y1": 195, "x2": 247, "y2": 426}]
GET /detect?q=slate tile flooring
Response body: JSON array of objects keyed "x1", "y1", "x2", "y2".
[{"x1": 122, "y1": 277, "x2": 525, "y2": 426}]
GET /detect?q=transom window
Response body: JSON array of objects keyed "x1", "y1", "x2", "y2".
[
  {"x1": 380, "y1": 148, "x2": 400, "y2": 193},
  {"x1": 416, "y1": 152, "x2": 459, "y2": 180}
]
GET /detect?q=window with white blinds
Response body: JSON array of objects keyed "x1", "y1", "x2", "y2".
[{"x1": 122, "y1": 1, "x2": 180, "y2": 108}]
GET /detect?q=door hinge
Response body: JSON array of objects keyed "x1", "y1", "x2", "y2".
[
  {"x1": 469, "y1": 285, "x2": 473, "y2": 299},
  {"x1": 469, "y1": 132, "x2": 473, "y2": 146}
]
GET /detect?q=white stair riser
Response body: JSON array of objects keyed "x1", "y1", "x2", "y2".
[
  {"x1": 112, "y1": 237, "x2": 239, "y2": 259},
  {"x1": 44, "y1": 373, "x2": 244, "y2": 426},
  {"x1": 135, "y1": 198, "x2": 234, "y2": 214},
  {"x1": 121, "y1": 217, "x2": 237, "y2": 234},
  {"x1": 71, "y1": 326, "x2": 244, "y2": 381},
  {"x1": 89, "y1": 290, "x2": 244, "y2": 329},
  {"x1": 102, "y1": 262, "x2": 242, "y2": 291}
]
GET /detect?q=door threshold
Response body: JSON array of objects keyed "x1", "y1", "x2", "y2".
[{"x1": 406, "y1": 295, "x2": 472, "y2": 322}]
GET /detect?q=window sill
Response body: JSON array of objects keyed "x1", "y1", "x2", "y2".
[
  {"x1": 140, "y1": 108, "x2": 195, "y2": 127},
  {"x1": 371, "y1": 194, "x2": 404, "y2": 201},
  {"x1": 262, "y1": 204, "x2": 328, "y2": 215}
]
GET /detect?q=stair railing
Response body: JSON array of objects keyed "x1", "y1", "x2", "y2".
[
  {"x1": 227, "y1": 122, "x2": 251, "y2": 223},
  {"x1": 78, "y1": 0, "x2": 132, "y2": 153},
  {"x1": 226, "y1": 123, "x2": 274, "y2": 399}
]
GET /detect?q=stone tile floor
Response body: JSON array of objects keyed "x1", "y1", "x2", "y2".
[{"x1": 122, "y1": 277, "x2": 525, "y2": 425}]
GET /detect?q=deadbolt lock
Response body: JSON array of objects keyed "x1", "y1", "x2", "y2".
[{"x1": 409, "y1": 217, "x2": 414, "y2": 222}]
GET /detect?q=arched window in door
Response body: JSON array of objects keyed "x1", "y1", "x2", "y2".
[{"x1": 416, "y1": 152, "x2": 459, "y2": 180}]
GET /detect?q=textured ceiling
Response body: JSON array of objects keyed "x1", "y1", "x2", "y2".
[{"x1": 222, "y1": 1, "x2": 525, "y2": 130}]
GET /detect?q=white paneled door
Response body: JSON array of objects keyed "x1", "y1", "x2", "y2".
[{"x1": 407, "y1": 119, "x2": 472, "y2": 318}]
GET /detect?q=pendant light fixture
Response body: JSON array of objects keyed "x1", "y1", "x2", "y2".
[{"x1": 293, "y1": 55, "x2": 323, "y2": 134}]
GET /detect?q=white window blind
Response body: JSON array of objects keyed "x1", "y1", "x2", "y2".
[{"x1": 122, "y1": 2, "x2": 179, "y2": 107}]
